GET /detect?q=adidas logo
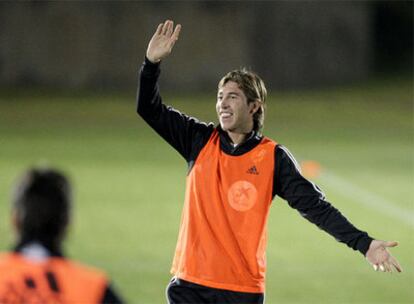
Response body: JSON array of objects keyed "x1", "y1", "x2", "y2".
[{"x1": 246, "y1": 165, "x2": 259, "y2": 175}]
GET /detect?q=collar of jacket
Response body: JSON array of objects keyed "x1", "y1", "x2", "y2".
[
  {"x1": 14, "y1": 239, "x2": 64, "y2": 258},
  {"x1": 217, "y1": 126, "x2": 263, "y2": 156}
]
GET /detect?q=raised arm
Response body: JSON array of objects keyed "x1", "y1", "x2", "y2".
[
  {"x1": 137, "y1": 20, "x2": 213, "y2": 163},
  {"x1": 146, "y1": 20, "x2": 181, "y2": 63}
]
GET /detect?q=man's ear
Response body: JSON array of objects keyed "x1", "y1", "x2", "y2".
[{"x1": 249, "y1": 100, "x2": 261, "y2": 115}]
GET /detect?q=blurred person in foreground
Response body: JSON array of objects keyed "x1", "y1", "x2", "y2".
[
  {"x1": 137, "y1": 20, "x2": 403, "y2": 304},
  {"x1": 0, "y1": 167, "x2": 123, "y2": 303}
]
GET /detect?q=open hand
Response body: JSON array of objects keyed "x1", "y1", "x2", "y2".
[
  {"x1": 146, "y1": 20, "x2": 181, "y2": 63},
  {"x1": 365, "y1": 240, "x2": 402, "y2": 273}
]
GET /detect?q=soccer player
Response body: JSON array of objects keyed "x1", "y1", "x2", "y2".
[
  {"x1": 0, "y1": 168, "x2": 123, "y2": 303},
  {"x1": 137, "y1": 20, "x2": 402, "y2": 304}
]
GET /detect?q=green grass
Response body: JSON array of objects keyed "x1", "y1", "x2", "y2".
[{"x1": 0, "y1": 78, "x2": 413, "y2": 303}]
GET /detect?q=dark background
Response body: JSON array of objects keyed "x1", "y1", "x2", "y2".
[{"x1": 0, "y1": 1, "x2": 412, "y2": 92}]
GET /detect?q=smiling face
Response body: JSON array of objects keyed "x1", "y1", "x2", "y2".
[
  {"x1": 217, "y1": 69, "x2": 267, "y2": 135},
  {"x1": 216, "y1": 81, "x2": 258, "y2": 136}
]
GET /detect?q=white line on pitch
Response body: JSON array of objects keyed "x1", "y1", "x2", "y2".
[{"x1": 318, "y1": 171, "x2": 414, "y2": 228}]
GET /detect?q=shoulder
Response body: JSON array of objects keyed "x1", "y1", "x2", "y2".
[
  {"x1": 188, "y1": 115, "x2": 215, "y2": 133},
  {"x1": 0, "y1": 252, "x2": 16, "y2": 271},
  {"x1": 51, "y1": 258, "x2": 108, "y2": 283},
  {"x1": 260, "y1": 139, "x2": 299, "y2": 166},
  {"x1": 261, "y1": 136, "x2": 278, "y2": 149},
  {"x1": 275, "y1": 144, "x2": 300, "y2": 166},
  {"x1": 273, "y1": 144, "x2": 303, "y2": 182},
  {"x1": 0, "y1": 252, "x2": 11, "y2": 261}
]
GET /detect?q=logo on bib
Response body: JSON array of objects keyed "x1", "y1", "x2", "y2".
[
  {"x1": 246, "y1": 165, "x2": 259, "y2": 175},
  {"x1": 228, "y1": 180, "x2": 258, "y2": 211}
]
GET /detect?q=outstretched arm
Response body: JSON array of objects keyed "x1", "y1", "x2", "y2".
[
  {"x1": 274, "y1": 146, "x2": 403, "y2": 273},
  {"x1": 146, "y1": 20, "x2": 181, "y2": 63},
  {"x1": 365, "y1": 240, "x2": 402, "y2": 272}
]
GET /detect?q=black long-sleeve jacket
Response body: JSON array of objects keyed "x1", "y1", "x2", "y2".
[{"x1": 137, "y1": 57, "x2": 373, "y2": 255}]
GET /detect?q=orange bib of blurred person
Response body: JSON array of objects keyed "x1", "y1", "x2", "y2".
[{"x1": 0, "y1": 253, "x2": 107, "y2": 304}]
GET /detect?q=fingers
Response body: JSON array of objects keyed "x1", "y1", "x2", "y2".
[
  {"x1": 383, "y1": 261, "x2": 392, "y2": 273},
  {"x1": 166, "y1": 20, "x2": 173, "y2": 36},
  {"x1": 374, "y1": 263, "x2": 388, "y2": 273},
  {"x1": 384, "y1": 241, "x2": 398, "y2": 248},
  {"x1": 172, "y1": 24, "x2": 182, "y2": 41},
  {"x1": 372, "y1": 258, "x2": 402, "y2": 273},
  {"x1": 159, "y1": 20, "x2": 180, "y2": 38},
  {"x1": 155, "y1": 23, "x2": 163, "y2": 35},
  {"x1": 169, "y1": 24, "x2": 181, "y2": 48},
  {"x1": 389, "y1": 255, "x2": 403, "y2": 272},
  {"x1": 161, "y1": 20, "x2": 173, "y2": 36},
  {"x1": 161, "y1": 21, "x2": 168, "y2": 35}
]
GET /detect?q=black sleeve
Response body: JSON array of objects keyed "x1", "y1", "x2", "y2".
[
  {"x1": 100, "y1": 283, "x2": 124, "y2": 304},
  {"x1": 273, "y1": 145, "x2": 373, "y2": 255},
  {"x1": 136, "y1": 57, "x2": 214, "y2": 162}
]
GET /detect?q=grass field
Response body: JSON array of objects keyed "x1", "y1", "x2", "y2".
[{"x1": 0, "y1": 78, "x2": 413, "y2": 303}]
